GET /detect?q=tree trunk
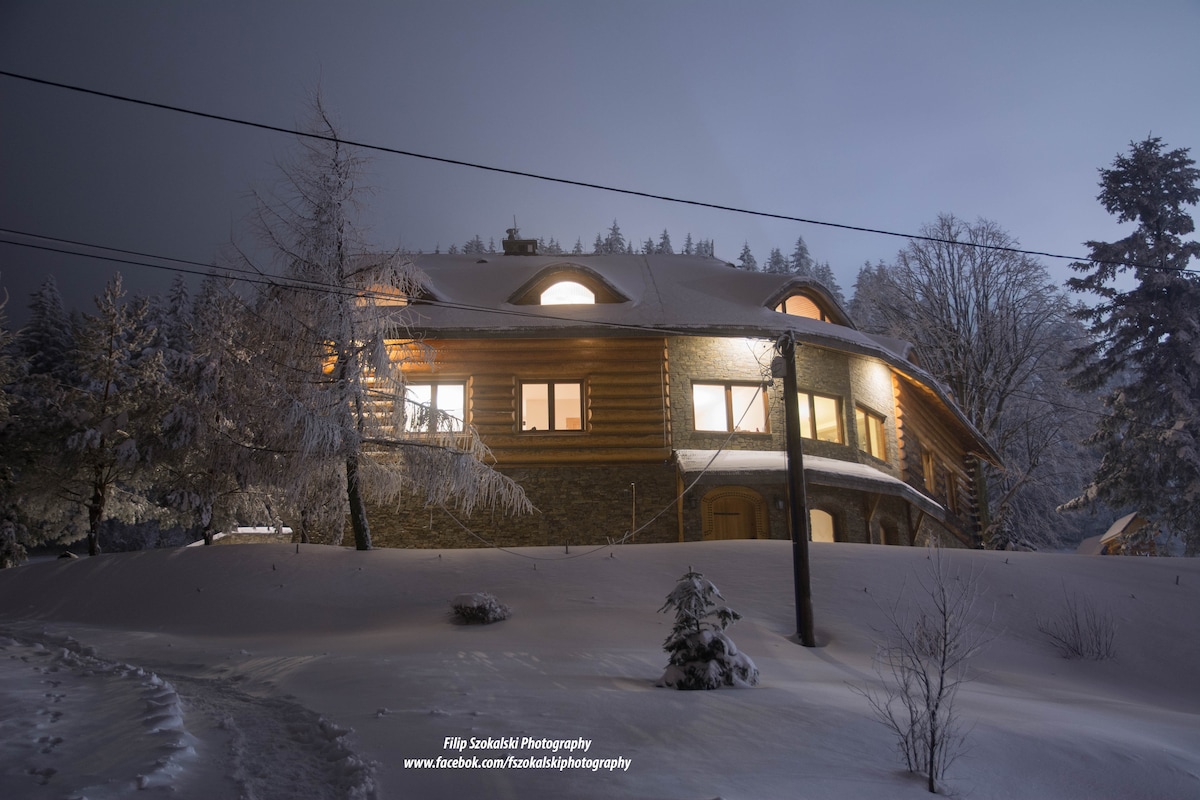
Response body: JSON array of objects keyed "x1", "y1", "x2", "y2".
[
  {"x1": 86, "y1": 475, "x2": 105, "y2": 556},
  {"x1": 346, "y1": 453, "x2": 372, "y2": 550}
]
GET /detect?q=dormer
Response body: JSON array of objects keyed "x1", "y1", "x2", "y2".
[
  {"x1": 766, "y1": 281, "x2": 851, "y2": 326},
  {"x1": 509, "y1": 264, "x2": 629, "y2": 306}
]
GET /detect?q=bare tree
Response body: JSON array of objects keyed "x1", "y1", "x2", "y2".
[
  {"x1": 856, "y1": 548, "x2": 990, "y2": 793},
  {"x1": 853, "y1": 214, "x2": 1095, "y2": 548},
  {"x1": 235, "y1": 99, "x2": 532, "y2": 549}
]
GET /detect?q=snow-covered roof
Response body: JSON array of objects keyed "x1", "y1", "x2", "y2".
[
  {"x1": 674, "y1": 449, "x2": 945, "y2": 519},
  {"x1": 397, "y1": 253, "x2": 995, "y2": 460}
]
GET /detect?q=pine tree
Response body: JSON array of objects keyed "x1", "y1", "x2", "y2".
[
  {"x1": 592, "y1": 233, "x2": 605, "y2": 254},
  {"x1": 1066, "y1": 137, "x2": 1200, "y2": 553},
  {"x1": 61, "y1": 276, "x2": 167, "y2": 555},
  {"x1": 463, "y1": 234, "x2": 486, "y2": 254},
  {"x1": 657, "y1": 229, "x2": 674, "y2": 255},
  {"x1": 763, "y1": 247, "x2": 790, "y2": 274},
  {"x1": 790, "y1": 236, "x2": 814, "y2": 276},
  {"x1": 657, "y1": 568, "x2": 758, "y2": 690},
  {"x1": 811, "y1": 261, "x2": 846, "y2": 306},
  {"x1": 572, "y1": 238, "x2": 584, "y2": 255},
  {"x1": 641, "y1": 236, "x2": 656, "y2": 255},
  {"x1": 21, "y1": 277, "x2": 75, "y2": 379},
  {"x1": 682, "y1": 233, "x2": 695, "y2": 256},
  {"x1": 736, "y1": 242, "x2": 758, "y2": 271},
  {"x1": 605, "y1": 219, "x2": 625, "y2": 254}
]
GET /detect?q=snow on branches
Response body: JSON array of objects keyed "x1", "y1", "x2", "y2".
[{"x1": 656, "y1": 568, "x2": 758, "y2": 690}]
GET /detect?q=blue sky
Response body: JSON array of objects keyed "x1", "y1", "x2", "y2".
[{"x1": 2, "y1": 1, "x2": 1197, "y2": 325}]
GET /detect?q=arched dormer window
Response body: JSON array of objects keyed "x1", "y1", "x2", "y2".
[
  {"x1": 540, "y1": 281, "x2": 595, "y2": 305},
  {"x1": 775, "y1": 292, "x2": 830, "y2": 322},
  {"x1": 510, "y1": 264, "x2": 628, "y2": 305}
]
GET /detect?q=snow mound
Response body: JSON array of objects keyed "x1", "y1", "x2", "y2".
[
  {"x1": 0, "y1": 629, "x2": 196, "y2": 798},
  {"x1": 451, "y1": 591, "x2": 511, "y2": 624}
]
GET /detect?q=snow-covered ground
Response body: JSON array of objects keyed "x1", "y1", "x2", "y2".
[{"x1": 0, "y1": 540, "x2": 1197, "y2": 799}]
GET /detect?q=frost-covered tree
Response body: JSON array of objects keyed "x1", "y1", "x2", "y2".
[
  {"x1": 858, "y1": 215, "x2": 1091, "y2": 549},
  {"x1": 657, "y1": 568, "x2": 758, "y2": 690},
  {"x1": 0, "y1": 288, "x2": 25, "y2": 566},
  {"x1": 37, "y1": 275, "x2": 168, "y2": 556},
  {"x1": 1065, "y1": 137, "x2": 1200, "y2": 554},
  {"x1": 657, "y1": 229, "x2": 674, "y2": 255},
  {"x1": 811, "y1": 261, "x2": 846, "y2": 306},
  {"x1": 790, "y1": 236, "x2": 814, "y2": 276},
  {"x1": 463, "y1": 234, "x2": 486, "y2": 254},
  {"x1": 238, "y1": 100, "x2": 531, "y2": 550},
  {"x1": 641, "y1": 236, "x2": 655, "y2": 255},
  {"x1": 682, "y1": 233, "x2": 694, "y2": 256},
  {"x1": 591, "y1": 233, "x2": 605, "y2": 254},
  {"x1": 153, "y1": 277, "x2": 270, "y2": 545},
  {"x1": 849, "y1": 260, "x2": 891, "y2": 332},
  {"x1": 20, "y1": 277, "x2": 75, "y2": 380},
  {"x1": 571, "y1": 238, "x2": 584, "y2": 255},
  {"x1": 736, "y1": 242, "x2": 758, "y2": 271},
  {"x1": 598, "y1": 219, "x2": 625, "y2": 254},
  {"x1": 763, "y1": 247, "x2": 790, "y2": 274}
]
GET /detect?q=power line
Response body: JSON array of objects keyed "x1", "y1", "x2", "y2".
[{"x1": 0, "y1": 68, "x2": 1184, "y2": 274}]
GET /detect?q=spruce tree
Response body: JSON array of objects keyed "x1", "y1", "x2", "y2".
[
  {"x1": 1066, "y1": 137, "x2": 1200, "y2": 553},
  {"x1": 737, "y1": 242, "x2": 758, "y2": 271},
  {"x1": 657, "y1": 568, "x2": 758, "y2": 690},
  {"x1": 657, "y1": 229, "x2": 674, "y2": 255},
  {"x1": 790, "y1": 236, "x2": 814, "y2": 276},
  {"x1": 763, "y1": 247, "x2": 790, "y2": 274}
]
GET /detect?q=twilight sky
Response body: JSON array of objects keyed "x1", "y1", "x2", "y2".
[{"x1": 1, "y1": 1, "x2": 1197, "y2": 327}]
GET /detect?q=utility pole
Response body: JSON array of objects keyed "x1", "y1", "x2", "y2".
[{"x1": 777, "y1": 334, "x2": 816, "y2": 646}]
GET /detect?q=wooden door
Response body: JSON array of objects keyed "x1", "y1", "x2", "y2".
[{"x1": 707, "y1": 493, "x2": 761, "y2": 539}]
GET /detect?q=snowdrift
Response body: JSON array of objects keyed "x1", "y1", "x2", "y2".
[{"x1": 0, "y1": 541, "x2": 1197, "y2": 799}]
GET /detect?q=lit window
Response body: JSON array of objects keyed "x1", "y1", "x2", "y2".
[
  {"x1": 404, "y1": 383, "x2": 465, "y2": 433},
  {"x1": 855, "y1": 406, "x2": 887, "y2": 460},
  {"x1": 693, "y1": 382, "x2": 768, "y2": 433},
  {"x1": 775, "y1": 294, "x2": 828, "y2": 321},
  {"x1": 810, "y1": 509, "x2": 836, "y2": 542},
  {"x1": 540, "y1": 281, "x2": 595, "y2": 305},
  {"x1": 521, "y1": 382, "x2": 583, "y2": 431},
  {"x1": 798, "y1": 392, "x2": 843, "y2": 443}
]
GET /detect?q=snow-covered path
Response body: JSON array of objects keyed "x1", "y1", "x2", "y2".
[{"x1": 0, "y1": 627, "x2": 376, "y2": 799}]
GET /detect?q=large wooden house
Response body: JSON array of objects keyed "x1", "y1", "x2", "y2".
[{"x1": 365, "y1": 246, "x2": 998, "y2": 549}]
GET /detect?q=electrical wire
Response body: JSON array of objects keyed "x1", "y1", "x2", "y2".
[{"x1": 0, "y1": 68, "x2": 1187, "y2": 275}]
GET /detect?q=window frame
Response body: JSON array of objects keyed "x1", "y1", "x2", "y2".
[
  {"x1": 775, "y1": 293, "x2": 830, "y2": 322},
  {"x1": 855, "y1": 405, "x2": 888, "y2": 461},
  {"x1": 519, "y1": 380, "x2": 585, "y2": 433},
  {"x1": 402, "y1": 381, "x2": 467, "y2": 434},
  {"x1": 797, "y1": 390, "x2": 844, "y2": 443},
  {"x1": 691, "y1": 381, "x2": 770, "y2": 434}
]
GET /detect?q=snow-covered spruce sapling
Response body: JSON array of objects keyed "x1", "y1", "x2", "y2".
[
  {"x1": 657, "y1": 568, "x2": 758, "y2": 690},
  {"x1": 451, "y1": 592, "x2": 510, "y2": 624}
]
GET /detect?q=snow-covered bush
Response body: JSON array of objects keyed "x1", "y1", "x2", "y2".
[
  {"x1": 451, "y1": 592, "x2": 510, "y2": 624},
  {"x1": 656, "y1": 568, "x2": 758, "y2": 690}
]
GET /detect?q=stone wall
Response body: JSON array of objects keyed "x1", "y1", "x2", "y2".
[{"x1": 364, "y1": 462, "x2": 680, "y2": 549}]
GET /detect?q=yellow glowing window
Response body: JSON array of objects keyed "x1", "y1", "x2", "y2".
[
  {"x1": 798, "y1": 392, "x2": 843, "y2": 443},
  {"x1": 855, "y1": 406, "x2": 887, "y2": 460},
  {"x1": 521, "y1": 382, "x2": 583, "y2": 431},
  {"x1": 775, "y1": 294, "x2": 828, "y2": 321},
  {"x1": 693, "y1": 382, "x2": 768, "y2": 433},
  {"x1": 810, "y1": 509, "x2": 836, "y2": 542},
  {"x1": 540, "y1": 281, "x2": 595, "y2": 305}
]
